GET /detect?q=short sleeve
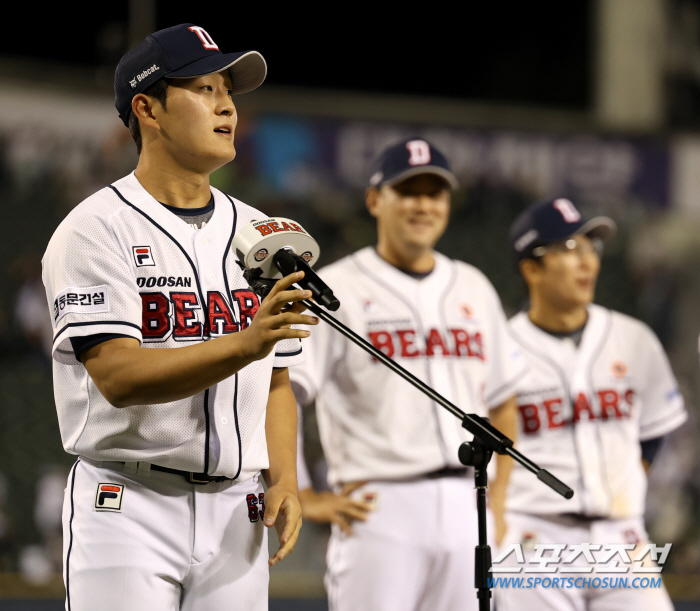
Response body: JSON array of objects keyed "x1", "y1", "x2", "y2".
[
  {"x1": 274, "y1": 337, "x2": 303, "y2": 368},
  {"x1": 481, "y1": 282, "x2": 528, "y2": 408},
  {"x1": 289, "y1": 306, "x2": 344, "y2": 406},
  {"x1": 42, "y1": 211, "x2": 143, "y2": 365},
  {"x1": 637, "y1": 326, "x2": 687, "y2": 440}
]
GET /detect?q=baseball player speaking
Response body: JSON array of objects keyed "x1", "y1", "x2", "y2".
[
  {"x1": 290, "y1": 138, "x2": 526, "y2": 611},
  {"x1": 41, "y1": 24, "x2": 318, "y2": 611},
  {"x1": 496, "y1": 199, "x2": 687, "y2": 610}
]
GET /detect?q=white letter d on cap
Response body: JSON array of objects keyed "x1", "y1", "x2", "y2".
[
  {"x1": 406, "y1": 140, "x2": 431, "y2": 166},
  {"x1": 188, "y1": 26, "x2": 219, "y2": 50}
]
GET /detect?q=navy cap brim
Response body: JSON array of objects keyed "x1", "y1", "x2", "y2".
[
  {"x1": 167, "y1": 50, "x2": 267, "y2": 94},
  {"x1": 575, "y1": 216, "x2": 617, "y2": 241},
  {"x1": 382, "y1": 166, "x2": 459, "y2": 190}
]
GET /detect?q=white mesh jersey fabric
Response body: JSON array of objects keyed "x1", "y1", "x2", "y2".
[
  {"x1": 506, "y1": 305, "x2": 687, "y2": 519},
  {"x1": 42, "y1": 172, "x2": 303, "y2": 480},
  {"x1": 288, "y1": 246, "x2": 527, "y2": 486}
]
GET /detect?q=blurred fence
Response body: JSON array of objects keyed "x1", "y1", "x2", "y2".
[{"x1": 1, "y1": 78, "x2": 700, "y2": 600}]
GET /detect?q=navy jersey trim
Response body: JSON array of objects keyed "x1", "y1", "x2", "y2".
[
  {"x1": 232, "y1": 374, "x2": 242, "y2": 480},
  {"x1": 221, "y1": 192, "x2": 239, "y2": 312},
  {"x1": 203, "y1": 388, "x2": 211, "y2": 474},
  {"x1": 65, "y1": 459, "x2": 79, "y2": 611},
  {"x1": 274, "y1": 346, "x2": 303, "y2": 357},
  {"x1": 221, "y1": 193, "x2": 243, "y2": 479},
  {"x1": 351, "y1": 253, "x2": 451, "y2": 464},
  {"x1": 110, "y1": 184, "x2": 212, "y2": 474},
  {"x1": 53, "y1": 321, "x2": 142, "y2": 346}
]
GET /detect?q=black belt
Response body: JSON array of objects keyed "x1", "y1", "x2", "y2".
[
  {"x1": 151, "y1": 464, "x2": 231, "y2": 485},
  {"x1": 425, "y1": 466, "x2": 470, "y2": 479},
  {"x1": 560, "y1": 513, "x2": 607, "y2": 523}
]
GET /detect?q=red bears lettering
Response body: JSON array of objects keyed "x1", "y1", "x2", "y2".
[
  {"x1": 425, "y1": 328, "x2": 449, "y2": 356},
  {"x1": 171, "y1": 293, "x2": 202, "y2": 338},
  {"x1": 367, "y1": 328, "x2": 485, "y2": 360},
  {"x1": 543, "y1": 398, "x2": 566, "y2": 429},
  {"x1": 369, "y1": 331, "x2": 395, "y2": 358},
  {"x1": 207, "y1": 291, "x2": 239, "y2": 335},
  {"x1": 396, "y1": 330, "x2": 420, "y2": 357},
  {"x1": 232, "y1": 290, "x2": 260, "y2": 330},
  {"x1": 598, "y1": 390, "x2": 622, "y2": 420},
  {"x1": 255, "y1": 224, "x2": 272, "y2": 236},
  {"x1": 141, "y1": 293, "x2": 171, "y2": 338},
  {"x1": 519, "y1": 404, "x2": 541, "y2": 433},
  {"x1": 573, "y1": 392, "x2": 594, "y2": 422},
  {"x1": 451, "y1": 329, "x2": 484, "y2": 360}
]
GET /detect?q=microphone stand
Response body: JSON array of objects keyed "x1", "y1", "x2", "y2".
[{"x1": 263, "y1": 250, "x2": 574, "y2": 610}]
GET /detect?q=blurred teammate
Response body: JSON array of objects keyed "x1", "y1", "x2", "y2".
[
  {"x1": 41, "y1": 24, "x2": 318, "y2": 610},
  {"x1": 497, "y1": 198, "x2": 687, "y2": 610},
  {"x1": 290, "y1": 138, "x2": 525, "y2": 611}
]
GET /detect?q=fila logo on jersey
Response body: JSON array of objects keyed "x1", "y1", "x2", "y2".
[
  {"x1": 133, "y1": 246, "x2": 155, "y2": 267},
  {"x1": 94, "y1": 483, "x2": 124, "y2": 512},
  {"x1": 141, "y1": 289, "x2": 260, "y2": 341},
  {"x1": 188, "y1": 26, "x2": 219, "y2": 50},
  {"x1": 253, "y1": 220, "x2": 306, "y2": 236},
  {"x1": 246, "y1": 493, "x2": 265, "y2": 522},
  {"x1": 369, "y1": 328, "x2": 484, "y2": 360},
  {"x1": 518, "y1": 389, "x2": 635, "y2": 434}
]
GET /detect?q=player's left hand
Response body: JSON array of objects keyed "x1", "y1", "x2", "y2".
[{"x1": 264, "y1": 484, "x2": 302, "y2": 566}]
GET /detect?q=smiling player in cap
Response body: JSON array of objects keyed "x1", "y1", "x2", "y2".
[
  {"x1": 495, "y1": 198, "x2": 686, "y2": 610},
  {"x1": 291, "y1": 137, "x2": 526, "y2": 611},
  {"x1": 42, "y1": 24, "x2": 318, "y2": 611}
]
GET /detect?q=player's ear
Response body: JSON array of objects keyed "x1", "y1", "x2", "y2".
[
  {"x1": 365, "y1": 187, "x2": 380, "y2": 218},
  {"x1": 519, "y1": 258, "x2": 541, "y2": 286},
  {"x1": 132, "y1": 94, "x2": 161, "y2": 132}
]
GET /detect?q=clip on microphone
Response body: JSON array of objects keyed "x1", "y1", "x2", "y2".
[{"x1": 231, "y1": 217, "x2": 340, "y2": 311}]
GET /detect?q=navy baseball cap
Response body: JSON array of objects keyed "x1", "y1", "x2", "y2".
[
  {"x1": 368, "y1": 138, "x2": 459, "y2": 190},
  {"x1": 115, "y1": 24, "x2": 267, "y2": 126},
  {"x1": 509, "y1": 198, "x2": 617, "y2": 262}
]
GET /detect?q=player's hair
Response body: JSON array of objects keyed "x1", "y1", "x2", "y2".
[{"x1": 128, "y1": 78, "x2": 171, "y2": 155}]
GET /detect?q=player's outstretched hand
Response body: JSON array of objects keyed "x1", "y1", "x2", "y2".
[
  {"x1": 299, "y1": 487, "x2": 373, "y2": 535},
  {"x1": 264, "y1": 484, "x2": 302, "y2": 566},
  {"x1": 242, "y1": 272, "x2": 319, "y2": 362}
]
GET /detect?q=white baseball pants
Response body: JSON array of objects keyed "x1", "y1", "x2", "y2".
[
  {"x1": 62, "y1": 459, "x2": 269, "y2": 611},
  {"x1": 325, "y1": 475, "x2": 489, "y2": 611},
  {"x1": 494, "y1": 511, "x2": 674, "y2": 611}
]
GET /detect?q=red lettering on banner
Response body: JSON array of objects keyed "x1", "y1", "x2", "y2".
[
  {"x1": 269, "y1": 222, "x2": 282, "y2": 232},
  {"x1": 396, "y1": 329, "x2": 420, "y2": 357},
  {"x1": 290, "y1": 223, "x2": 305, "y2": 233},
  {"x1": 543, "y1": 398, "x2": 566, "y2": 429},
  {"x1": 598, "y1": 390, "x2": 622, "y2": 420},
  {"x1": 255, "y1": 224, "x2": 272, "y2": 236},
  {"x1": 369, "y1": 331, "x2": 395, "y2": 358},
  {"x1": 425, "y1": 328, "x2": 449, "y2": 356},
  {"x1": 281, "y1": 221, "x2": 293, "y2": 231},
  {"x1": 519, "y1": 404, "x2": 541, "y2": 434},
  {"x1": 171, "y1": 293, "x2": 202, "y2": 338}
]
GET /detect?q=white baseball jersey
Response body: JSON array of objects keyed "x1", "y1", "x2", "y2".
[
  {"x1": 506, "y1": 305, "x2": 686, "y2": 518},
  {"x1": 42, "y1": 172, "x2": 303, "y2": 481},
  {"x1": 290, "y1": 246, "x2": 526, "y2": 486}
]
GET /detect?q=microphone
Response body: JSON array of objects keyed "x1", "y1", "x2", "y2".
[{"x1": 231, "y1": 217, "x2": 340, "y2": 311}]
